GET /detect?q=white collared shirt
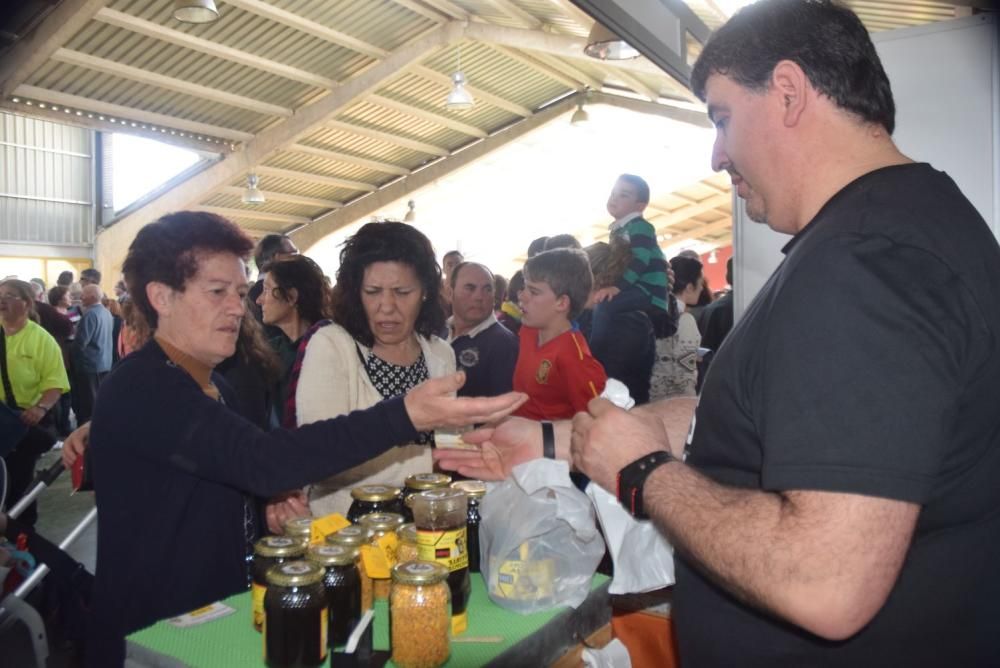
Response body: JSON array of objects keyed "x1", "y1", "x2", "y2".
[{"x1": 447, "y1": 312, "x2": 499, "y2": 343}]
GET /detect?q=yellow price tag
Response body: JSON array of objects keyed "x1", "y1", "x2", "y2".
[
  {"x1": 360, "y1": 544, "x2": 391, "y2": 579},
  {"x1": 309, "y1": 512, "x2": 350, "y2": 545}
]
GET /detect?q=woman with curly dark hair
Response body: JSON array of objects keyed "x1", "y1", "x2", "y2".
[{"x1": 290, "y1": 221, "x2": 456, "y2": 517}]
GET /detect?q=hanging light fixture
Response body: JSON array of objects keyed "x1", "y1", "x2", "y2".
[
  {"x1": 570, "y1": 101, "x2": 589, "y2": 126},
  {"x1": 173, "y1": 0, "x2": 219, "y2": 24},
  {"x1": 584, "y1": 22, "x2": 640, "y2": 60},
  {"x1": 445, "y1": 45, "x2": 474, "y2": 110},
  {"x1": 242, "y1": 174, "x2": 265, "y2": 205},
  {"x1": 404, "y1": 200, "x2": 416, "y2": 223},
  {"x1": 708, "y1": 249, "x2": 719, "y2": 264}
]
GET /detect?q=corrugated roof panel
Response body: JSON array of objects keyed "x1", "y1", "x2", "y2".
[
  {"x1": 449, "y1": 0, "x2": 529, "y2": 28},
  {"x1": 264, "y1": 151, "x2": 383, "y2": 184},
  {"x1": 518, "y1": 0, "x2": 591, "y2": 34},
  {"x1": 275, "y1": 0, "x2": 437, "y2": 51},
  {"x1": 200, "y1": 193, "x2": 324, "y2": 219},
  {"x1": 339, "y1": 100, "x2": 468, "y2": 149},
  {"x1": 381, "y1": 72, "x2": 521, "y2": 132},
  {"x1": 303, "y1": 127, "x2": 427, "y2": 166},
  {"x1": 257, "y1": 175, "x2": 360, "y2": 203}
]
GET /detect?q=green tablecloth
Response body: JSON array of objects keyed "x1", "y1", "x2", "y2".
[{"x1": 128, "y1": 574, "x2": 609, "y2": 667}]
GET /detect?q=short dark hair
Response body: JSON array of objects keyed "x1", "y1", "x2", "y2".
[
  {"x1": 524, "y1": 248, "x2": 593, "y2": 320},
  {"x1": 543, "y1": 234, "x2": 582, "y2": 251},
  {"x1": 331, "y1": 221, "x2": 444, "y2": 346},
  {"x1": 123, "y1": 211, "x2": 254, "y2": 329},
  {"x1": 507, "y1": 270, "x2": 525, "y2": 300},
  {"x1": 617, "y1": 174, "x2": 650, "y2": 203},
  {"x1": 265, "y1": 255, "x2": 332, "y2": 326},
  {"x1": 493, "y1": 274, "x2": 508, "y2": 309},
  {"x1": 254, "y1": 234, "x2": 292, "y2": 272},
  {"x1": 57, "y1": 271, "x2": 73, "y2": 286},
  {"x1": 80, "y1": 268, "x2": 102, "y2": 284},
  {"x1": 670, "y1": 256, "x2": 704, "y2": 295},
  {"x1": 443, "y1": 250, "x2": 464, "y2": 263},
  {"x1": 527, "y1": 237, "x2": 549, "y2": 258},
  {"x1": 48, "y1": 285, "x2": 68, "y2": 307},
  {"x1": 449, "y1": 261, "x2": 494, "y2": 290},
  {"x1": 691, "y1": 0, "x2": 895, "y2": 133}
]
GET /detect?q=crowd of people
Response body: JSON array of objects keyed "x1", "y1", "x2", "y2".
[{"x1": 2, "y1": 0, "x2": 998, "y2": 665}]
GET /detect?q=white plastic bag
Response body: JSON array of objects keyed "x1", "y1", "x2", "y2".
[{"x1": 480, "y1": 459, "x2": 605, "y2": 613}]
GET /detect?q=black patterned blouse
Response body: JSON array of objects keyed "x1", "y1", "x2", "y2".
[{"x1": 360, "y1": 346, "x2": 433, "y2": 445}]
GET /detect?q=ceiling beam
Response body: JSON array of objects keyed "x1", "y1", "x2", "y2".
[
  {"x1": 492, "y1": 45, "x2": 588, "y2": 89},
  {"x1": 293, "y1": 94, "x2": 581, "y2": 250},
  {"x1": 612, "y1": 69, "x2": 660, "y2": 102},
  {"x1": 93, "y1": 8, "x2": 337, "y2": 90},
  {"x1": 325, "y1": 119, "x2": 450, "y2": 156},
  {"x1": 218, "y1": 186, "x2": 343, "y2": 209},
  {"x1": 589, "y1": 91, "x2": 711, "y2": 128},
  {"x1": 288, "y1": 143, "x2": 411, "y2": 176},
  {"x1": 388, "y1": 0, "x2": 451, "y2": 23},
  {"x1": 410, "y1": 65, "x2": 531, "y2": 117},
  {"x1": 13, "y1": 85, "x2": 253, "y2": 143},
  {"x1": 95, "y1": 23, "x2": 459, "y2": 286},
  {"x1": 485, "y1": 0, "x2": 544, "y2": 28},
  {"x1": 650, "y1": 193, "x2": 731, "y2": 232},
  {"x1": 195, "y1": 206, "x2": 312, "y2": 226},
  {"x1": 544, "y1": 0, "x2": 595, "y2": 29},
  {"x1": 527, "y1": 52, "x2": 603, "y2": 90},
  {"x1": 368, "y1": 94, "x2": 487, "y2": 138},
  {"x1": 0, "y1": 0, "x2": 108, "y2": 100},
  {"x1": 223, "y1": 0, "x2": 388, "y2": 60},
  {"x1": 416, "y1": 0, "x2": 470, "y2": 20},
  {"x1": 256, "y1": 165, "x2": 377, "y2": 192},
  {"x1": 463, "y1": 21, "x2": 668, "y2": 77},
  {"x1": 51, "y1": 49, "x2": 293, "y2": 118}
]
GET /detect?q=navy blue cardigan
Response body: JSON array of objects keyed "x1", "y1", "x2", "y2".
[{"x1": 87, "y1": 340, "x2": 418, "y2": 665}]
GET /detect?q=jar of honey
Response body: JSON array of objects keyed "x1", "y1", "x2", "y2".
[
  {"x1": 263, "y1": 560, "x2": 327, "y2": 667},
  {"x1": 283, "y1": 517, "x2": 314, "y2": 547},
  {"x1": 326, "y1": 526, "x2": 375, "y2": 611},
  {"x1": 390, "y1": 561, "x2": 450, "y2": 668},
  {"x1": 402, "y1": 473, "x2": 452, "y2": 521},
  {"x1": 411, "y1": 488, "x2": 471, "y2": 635},
  {"x1": 251, "y1": 536, "x2": 306, "y2": 631},
  {"x1": 305, "y1": 545, "x2": 361, "y2": 647},
  {"x1": 347, "y1": 484, "x2": 403, "y2": 523},
  {"x1": 450, "y1": 480, "x2": 486, "y2": 574}
]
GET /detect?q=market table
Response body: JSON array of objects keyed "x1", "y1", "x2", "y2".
[{"x1": 125, "y1": 574, "x2": 611, "y2": 668}]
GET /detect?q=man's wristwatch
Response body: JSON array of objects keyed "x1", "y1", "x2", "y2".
[{"x1": 616, "y1": 451, "x2": 674, "y2": 520}]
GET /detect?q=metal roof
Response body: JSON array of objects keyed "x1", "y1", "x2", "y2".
[{"x1": 0, "y1": 0, "x2": 987, "y2": 256}]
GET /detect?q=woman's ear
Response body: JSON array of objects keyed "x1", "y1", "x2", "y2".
[
  {"x1": 286, "y1": 287, "x2": 299, "y2": 307},
  {"x1": 145, "y1": 282, "x2": 172, "y2": 318}
]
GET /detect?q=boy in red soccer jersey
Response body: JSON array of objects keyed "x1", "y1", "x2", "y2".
[{"x1": 512, "y1": 248, "x2": 607, "y2": 420}]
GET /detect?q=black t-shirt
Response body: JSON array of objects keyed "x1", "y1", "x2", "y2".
[{"x1": 676, "y1": 164, "x2": 1000, "y2": 667}]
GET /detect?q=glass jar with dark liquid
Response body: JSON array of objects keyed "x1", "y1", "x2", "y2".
[
  {"x1": 401, "y1": 473, "x2": 452, "y2": 521},
  {"x1": 347, "y1": 484, "x2": 403, "y2": 523},
  {"x1": 411, "y1": 488, "x2": 471, "y2": 635},
  {"x1": 252, "y1": 536, "x2": 306, "y2": 631},
  {"x1": 263, "y1": 560, "x2": 327, "y2": 668},
  {"x1": 305, "y1": 544, "x2": 361, "y2": 647},
  {"x1": 451, "y1": 480, "x2": 486, "y2": 574}
]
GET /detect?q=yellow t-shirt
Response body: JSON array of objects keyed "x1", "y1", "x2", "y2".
[{"x1": 2, "y1": 320, "x2": 70, "y2": 409}]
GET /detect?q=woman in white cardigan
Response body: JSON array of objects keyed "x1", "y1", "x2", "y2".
[{"x1": 294, "y1": 222, "x2": 456, "y2": 517}]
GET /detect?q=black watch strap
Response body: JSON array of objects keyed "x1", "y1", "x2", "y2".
[
  {"x1": 541, "y1": 421, "x2": 555, "y2": 459},
  {"x1": 616, "y1": 451, "x2": 673, "y2": 520}
]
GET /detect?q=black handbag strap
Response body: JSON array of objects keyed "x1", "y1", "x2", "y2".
[{"x1": 0, "y1": 328, "x2": 19, "y2": 409}]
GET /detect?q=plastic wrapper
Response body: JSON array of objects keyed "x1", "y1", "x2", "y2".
[{"x1": 479, "y1": 459, "x2": 605, "y2": 613}]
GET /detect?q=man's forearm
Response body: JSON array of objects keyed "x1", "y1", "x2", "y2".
[{"x1": 641, "y1": 461, "x2": 916, "y2": 639}]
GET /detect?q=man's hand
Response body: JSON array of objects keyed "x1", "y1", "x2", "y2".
[
  {"x1": 265, "y1": 490, "x2": 311, "y2": 535},
  {"x1": 404, "y1": 371, "x2": 527, "y2": 432},
  {"x1": 571, "y1": 398, "x2": 671, "y2": 492},
  {"x1": 62, "y1": 422, "x2": 91, "y2": 469},
  {"x1": 20, "y1": 405, "x2": 46, "y2": 427},
  {"x1": 591, "y1": 286, "x2": 620, "y2": 304},
  {"x1": 432, "y1": 416, "x2": 543, "y2": 480}
]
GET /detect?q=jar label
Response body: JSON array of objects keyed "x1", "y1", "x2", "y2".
[
  {"x1": 251, "y1": 582, "x2": 266, "y2": 629},
  {"x1": 416, "y1": 527, "x2": 468, "y2": 572}
]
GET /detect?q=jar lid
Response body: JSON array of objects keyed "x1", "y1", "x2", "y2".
[
  {"x1": 266, "y1": 560, "x2": 324, "y2": 587},
  {"x1": 350, "y1": 484, "x2": 401, "y2": 502},
  {"x1": 306, "y1": 544, "x2": 359, "y2": 567},
  {"x1": 327, "y1": 525, "x2": 374, "y2": 546},
  {"x1": 391, "y1": 560, "x2": 448, "y2": 585},
  {"x1": 283, "y1": 517, "x2": 313, "y2": 537},
  {"x1": 254, "y1": 535, "x2": 306, "y2": 558},
  {"x1": 396, "y1": 523, "x2": 417, "y2": 543},
  {"x1": 359, "y1": 512, "x2": 405, "y2": 533},
  {"x1": 451, "y1": 480, "x2": 486, "y2": 498},
  {"x1": 404, "y1": 472, "x2": 452, "y2": 490}
]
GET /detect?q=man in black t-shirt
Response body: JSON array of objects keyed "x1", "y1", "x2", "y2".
[{"x1": 435, "y1": 1, "x2": 1000, "y2": 666}]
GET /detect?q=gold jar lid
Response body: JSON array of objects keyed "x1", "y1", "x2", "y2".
[
  {"x1": 359, "y1": 512, "x2": 405, "y2": 533},
  {"x1": 391, "y1": 560, "x2": 448, "y2": 585},
  {"x1": 254, "y1": 535, "x2": 306, "y2": 558},
  {"x1": 396, "y1": 523, "x2": 417, "y2": 544},
  {"x1": 266, "y1": 560, "x2": 324, "y2": 587},
  {"x1": 327, "y1": 525, "x2": 374, "y2": 546},
  {"x1": 450, "y1": 480, "x2": 486, "y2": 499},
  {"x1": 306, "y1": 544, "x2": 359, "y2": 567},
  {"x1": 350, "y1": 484, "x2": 401, "y2": 502},
  {"x1": 283, "y1": 517, "x2": 313, "y2": 537},
  {"x1": 404, "y1": 473, "x2": 452, "y2": 490}
]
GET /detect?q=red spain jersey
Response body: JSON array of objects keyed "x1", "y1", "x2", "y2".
[{"x1": 513, "y1": 325, "x2": 607, "y2": 420}]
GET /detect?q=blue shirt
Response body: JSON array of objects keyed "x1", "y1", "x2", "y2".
[{"x1": 72, "y1": 302, "x2": 113, "y2": 373}]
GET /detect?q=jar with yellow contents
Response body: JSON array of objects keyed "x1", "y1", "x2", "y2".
[
  {"x1": 251, "y1": 536, "x2": 306, "y2": 631},
  {"x1": 390, "y1": 561, "x2": 451, "y2": 668},
  {"x1": 359, "y1": 512, "x2": 405, "y2": 599},
  {"x1": 396, "y1": 523, "x2": 420, "y2": 564}
]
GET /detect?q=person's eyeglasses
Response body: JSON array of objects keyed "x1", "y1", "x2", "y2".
[{"x1": 0, "y1": 293, "x2": 25, "y2": 302}]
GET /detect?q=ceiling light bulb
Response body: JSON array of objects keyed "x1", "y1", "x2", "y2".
[
  {"x1": 404, "y1": 200, "x2": 416, "y2": 223},
  {"x1": 570, "y1": 104, "x2": 589, "y2": 126},
  {"x1": 446, "y1": 71, "x2": 474, "y2": 110},
  {"x1": 584, "y1": 22, "x2": 640, "y2": 60},
  {"x1": 173, "y1": 0, "x2": 219, "y2": 24},
  {"x1": 242, "y1": 174, "x2": 266, "y2": 205}
]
